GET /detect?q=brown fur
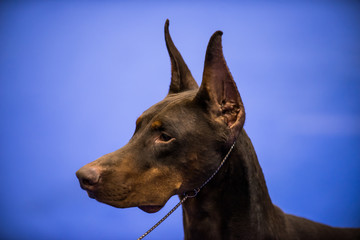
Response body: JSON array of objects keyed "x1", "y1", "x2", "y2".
[{"x1": 76, "y1": 20, "x2": 360, "y2": 239}]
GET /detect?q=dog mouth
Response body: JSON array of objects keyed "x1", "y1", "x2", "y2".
[
  {"x1": 138, "y1": 205, "x2": 164, "y2": 213},
  {"x1": 85, "y1": 190, "x2": 164, "y2": 213},
  {"x1": 86, "y1": 191, "x2": 96, "y2": 199}
]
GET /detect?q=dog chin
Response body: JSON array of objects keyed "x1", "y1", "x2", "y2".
[
  {"x1": 138, "y1": 205, "x2": 164, "y2": 213},
  {"x1": 92, "y1": 197, "x2": 164, "y2": 213}
]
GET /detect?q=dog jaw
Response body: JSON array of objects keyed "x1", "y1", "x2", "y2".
[{"x1": 138, "y1": 205, "x2": 164, "y2": 214}]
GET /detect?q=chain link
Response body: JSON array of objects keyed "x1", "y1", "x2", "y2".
[
  {"x1": 137, "y1": 195, "x2": 188, "y2": 240},
  {"x1": 137, "y1": 141, "x2": 236, "y2": 240}
]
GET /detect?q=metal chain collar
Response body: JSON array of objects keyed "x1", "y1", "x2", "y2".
[{"x1": 137, "y1": 141, "x2": 236, "y2": 240}]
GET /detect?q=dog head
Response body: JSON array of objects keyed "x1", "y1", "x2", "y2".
[{"x1": 76, "y1": 20, "x2": 245, "y2": 213}]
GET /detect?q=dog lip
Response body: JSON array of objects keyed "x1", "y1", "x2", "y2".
[
  {"x1": 86, "y1": 191, "x2": 96, "y2": 199},
  {"x1": 138, "y1": 205, "x2": 163, "y2": 213}
]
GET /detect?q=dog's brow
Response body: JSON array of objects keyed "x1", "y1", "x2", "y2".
[
  {"x1": 151, "y1": 120, "x2": 162, "y2": 129},
  {"x1": 136, "y1": 115, "x2": 143, "y2": 126}
]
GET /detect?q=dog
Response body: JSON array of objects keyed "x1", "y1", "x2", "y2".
[{"x1": 76, "y1": 20, "x2": 360, "y2": 239}]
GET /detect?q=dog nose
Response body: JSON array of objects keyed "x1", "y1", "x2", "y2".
[{"x1": 76, "y1": 166, "x2": 101, "y2": 188}]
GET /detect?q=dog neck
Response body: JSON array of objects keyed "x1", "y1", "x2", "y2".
[{"x1": 181, "y1": 129, "x2": 283, "y2": 239}]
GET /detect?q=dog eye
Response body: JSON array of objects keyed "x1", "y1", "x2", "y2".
[{"x1": 158, "y1": 133, "x2": 173, "y2": 142}]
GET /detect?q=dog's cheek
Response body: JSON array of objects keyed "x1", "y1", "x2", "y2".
[{"x1": 137, "y1": 167, "x2": 183, "y2": 196}]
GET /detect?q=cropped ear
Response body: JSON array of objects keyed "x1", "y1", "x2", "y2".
[
  {"x1": 195, "y1": 31, "x2": 245, "y2": 142},
  {"x1": 165, "y1": 19, "x2": 198, "y2": 94}
]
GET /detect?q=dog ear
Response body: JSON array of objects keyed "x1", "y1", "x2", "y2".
[
  {"x1": 165, "y1": 20, "x2": 198, "y2": 94},
  {"x1": 195, "y1": 31, "x2": 245, "y2": 142}
]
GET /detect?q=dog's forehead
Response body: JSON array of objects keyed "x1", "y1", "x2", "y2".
[{"x1": 137, "y1": 90, "x2": 198, "y2": 124}]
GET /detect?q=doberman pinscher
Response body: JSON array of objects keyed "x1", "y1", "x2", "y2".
[{"x1": 76, "y1": 20, "x2": 360, "y2": 239}]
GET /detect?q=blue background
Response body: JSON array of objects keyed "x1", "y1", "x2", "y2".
[{"x1": 0, "y1": 1, "x2": 359, "y2": 239}]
